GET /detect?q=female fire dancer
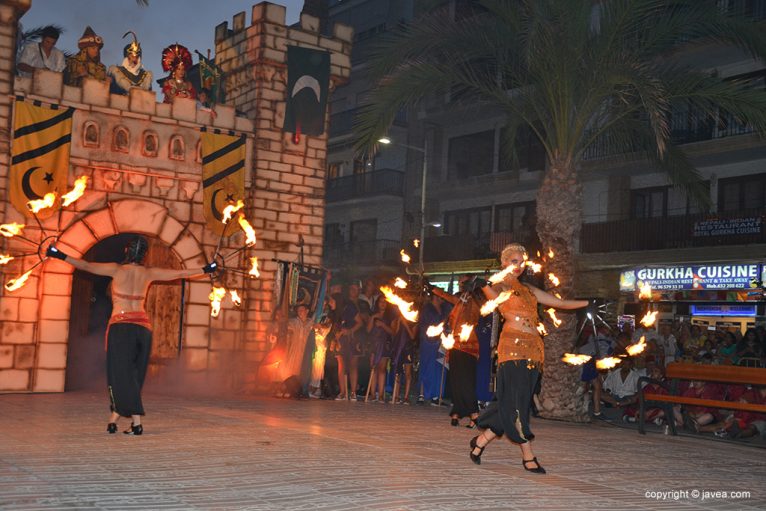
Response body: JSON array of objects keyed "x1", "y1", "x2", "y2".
[
  {"x1": 47, "y1": 236, "x2": 216, "y2": 435},
  {"x1": 469, "y1": 243, "x2": 589, "y2": 473}
]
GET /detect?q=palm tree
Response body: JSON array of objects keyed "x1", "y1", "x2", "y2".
[{"x1": 355, "y1": 0, "x2": 766, "y2": 421}]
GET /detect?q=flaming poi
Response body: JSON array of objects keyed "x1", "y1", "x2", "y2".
[
  {"x1": 562, "y1": 353, "x2": 591, "y2": 366},
  {"x1": 380, "y1": 285, "x2": 418, "y2": 322},
  {"x1": 548, "y1": 248, "x2": 555, "y2": 259},
  {"x1": 441, "y1": 332, "x2": 455, "y2": 350},
  {"x1": 400, "y1": 249, "x2": 411, "y2": 264},
  {"x1": 596, "y1": 357, "x2": 622, "y2": 370},
  {"x1": 5, "y1": 268, "x2": 33, "y2": 292},
  {"x1": 230, "y1": 289, "x2": 242, "y2": 307},
  {"x1": 248, "y1": 257, "x2": 260, "y2": 278},
  {"x1": 545, "y1": 308, "x2": 562, "y2": 327},
  {"x1": 458, "y1": 323, "x2": 474, "y2": 342},
  {"x1": 547, "y1": 272, "x2": 560, "y2": 287},
  {"x1": 0, "y1": 223, "x2": 24, "y2": 238},
  {"x1": 0, "y1": 254, "x2": 13, "y2": 265},
  {"x1": 237, "y1": 214, "x2": 256, "y2": 246},
  {"x1": 488, "y1": 265, "x2": 517, "y2": 284},
  {"x1": 536, "y1": 323, "x2": 548, "y2": 336},
  {"x1": 525, "y1": 261, "x2": 542, "y2": 273},
  {"x1": 640, "y1": 310, "x2": 658, "y2": 328},
  {"x1": 413, "y1": 238, "x2": 420, "y2": 248},
  {"x1": 480, "y1": 290, "x2": 512, "y2": 316},
  {"x1": 639, "y1": 282, "x2": 652, "y2": 300},
  {"x1": 209, "y1": 286, "x2": 226, "y2": 317},
  {"x1": 626, "y1": 335, "x2": 647, "y2": 356},
  {"x1": 27, "y1": 192, "x2": 57, "y2": 214},
  {"x1": 222, "y1": 200, "x2": 244, "y2": 224},
  {"x1": 61, "y1": 176, "x2": 88, "y2": 207},
  {"x1": 394, "y1": 277, "x2": 407, "y2": 289},
  {"x1": 426, "y1": 322, "x2": 444, "y2": 338}
]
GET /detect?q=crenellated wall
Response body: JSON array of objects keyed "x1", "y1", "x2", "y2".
[{"x1": 0, "y1": 1, "x2": 352, "y2": 392}]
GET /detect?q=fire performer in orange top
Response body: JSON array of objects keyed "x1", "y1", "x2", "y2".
[
  {"x1": 430, "y1": 275, "x2": 484, "y2": 428},
  {"x1": 47, "y1": 236, "x2": 217, "y2": 435},
  {"x1": 468, "y1": 243, "x2": 590, "y2": 473}
]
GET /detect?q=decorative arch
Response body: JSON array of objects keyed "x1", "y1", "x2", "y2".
[
  {"x1": 142, "y1": 130, "x2": 159, "y2": 157},
  {"x1": 169, "y1": 135, "x2": 185, "y2": 161},
  {"x1": 113, "y1": 126, "x2": 130, "y2": 153},
  {"x1": 82, "y1": 121, "x2": 100, "y2": 148}
]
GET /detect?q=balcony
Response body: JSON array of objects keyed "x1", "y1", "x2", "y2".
[
  {"x1": 581, "y1": 208, "x2": 766, "y2": 253},
  {"x1": 325, "y1": 169, "x2": 405, "y2": 203},
  {"x1": 323, "y1": 239, "x2": 401, "y2": 268}
]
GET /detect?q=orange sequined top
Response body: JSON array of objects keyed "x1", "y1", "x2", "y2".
[{"x1": 495, "y1": 278, "x2": 543, "y2": 367}]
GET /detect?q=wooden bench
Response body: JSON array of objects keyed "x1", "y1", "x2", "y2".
[{"x1": 638, "y1": 362, "x2": 766, "y2": 435}]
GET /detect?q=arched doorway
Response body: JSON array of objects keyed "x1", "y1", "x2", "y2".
[{"x1": 64, "y1": 234, "x2": 185, "y2": 390}]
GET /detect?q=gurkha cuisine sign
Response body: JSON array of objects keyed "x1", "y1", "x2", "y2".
[{"x1": 620, "y1": 263, "x2": 765, "y2": 291}]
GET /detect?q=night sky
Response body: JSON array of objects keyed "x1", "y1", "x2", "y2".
[{"x1": 21, "y1": 0, "x2": 305, "y2": 87}]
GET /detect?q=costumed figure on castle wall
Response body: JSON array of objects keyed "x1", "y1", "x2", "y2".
[
  {"x1": 64, "y1": 26, "x2": 108, "y2": 87},
  {"x1": 108, "y1": 31, "x2": 152, "y2": 95},
  {"x1": 160, "y1": 43, "x2": 196, "y2": 103}
]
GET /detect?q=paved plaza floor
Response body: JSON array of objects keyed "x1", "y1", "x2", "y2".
[{"x1": 1, "y1": 390, "x2": 764, "y2": 510}]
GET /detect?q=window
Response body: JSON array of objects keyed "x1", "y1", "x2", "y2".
[
  {"x1": 83, "y1": 122, "x2": 99, "y2": 148},
  {"x1": 447, "y1": 130, "x2": 494, "y2": 179},
  {"x1": 445, "y1": 207, "x2": 492, "y2": 239},
  {"x1": 718, "y1": 173, "x2": 766, "y2": 211},
  {"x1": 327, "y1": 162, "x2": 341, "y2": 180},
  {"x1": 169, "y1": 135, "x2": 185, "y2": 160},
  {"x1": 350, "y1": 219, "x2": 377, "y2": 242},
  {"x1": 324, "y1": 223, "x2": 344, "y2": 245},
  {"x1": 495, "y1": 202, "x2": 535, "y2": 232},
  {"x1": 631, "y1": 187, "x2": 668, "y2": 218},
  {"x1": 142, "y1": 131, "x2": 158, "y2": 157},
  {"x1": 352, "y1": 157, "x2": 369, "y2": 175},
  {"x1": 499, "y1": 125, "x2": 546, "y2": 172},
  {"x1": 113, "y1": 126, "x2": 129, "y2": 153}
]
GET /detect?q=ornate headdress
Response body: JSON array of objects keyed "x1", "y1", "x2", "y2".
[
  {"x1": 161, "y1": 43, "x2": 193, "y2": 73},
  {"x1": 122, "y1": 31, "x2": 142, "y2": 58},
  {"x1": 78, "y1": 26, "x2": 103, "y2": 50}
]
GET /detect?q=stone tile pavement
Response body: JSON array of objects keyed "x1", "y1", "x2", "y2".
[{"x1": 1, "y1": 390, "x2": 764, "y2": 510}]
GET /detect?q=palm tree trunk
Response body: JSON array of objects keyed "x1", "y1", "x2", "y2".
[{"x1": 534, "y1": 157, "x2": 589, "y2": 422}]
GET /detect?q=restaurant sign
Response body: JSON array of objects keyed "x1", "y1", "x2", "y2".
[
  {"x1": 693, "y1": 217, "x2": 762, "y2": 237},
  {"x1": 620, "y1": 263, "x2": 764, "y2": 291}
]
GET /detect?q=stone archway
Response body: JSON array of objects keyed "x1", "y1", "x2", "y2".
[{"x1": 35, "y1": 199, "x2": 206, "y2": 392}]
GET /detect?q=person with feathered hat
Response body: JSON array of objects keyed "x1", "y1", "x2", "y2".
[
  {"x1": 108, "y1": 31, "x2": 152, "y2": 95},
  {"x1": 160, "y1": 43, "x2": 196, "y2": 103},
  {"x1": 64, "y1": 25, "x2": 108, "y2": 87}
]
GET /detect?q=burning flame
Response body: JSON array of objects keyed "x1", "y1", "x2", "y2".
[
  {"x1": 562, "y1": 353, "x2": 591, "y2": 366},
  {"x1": 394, "y1": 277, "x2": 407, "y2": 289},
  {"x1": 525, "y1": 261, "x2": 542, "y2": 273},
  {"x1": 248, "y1": 257, "x2": 260, "y2": 278},
  {"x1": 380, "y1": 286, "x2": 418, "y2": 322},
  {"x1": 0, "y1": 223, "x2": 24, "y2": 238},
  {"x1": 0, "y1": 254, "x2": 13, "y2": 265},
  {"x1": 238, "y1": 214, "x2": 256, "y2": 246},
  {"x1": 27, "y1": 192, "x2": 57, "y2": 213},
  {"x1": 458, "y1": 324, "x2": 474, "y2": 342},
  {"x1": 400, "y1": 249, "x2": 411, "y2": 264},
  {"x1": 488, "y1": 265, "x2": 517, "y2": 284},
  {"x1": 441, "y1": 332, "x2": 455, "y2": 350},
  {"x1": 426, "y1": 322, "x2": 444, "y2": 337},
  {"x1": 545, "y1": 308, "x2": 562, "y2": 327},
  {"x1": 626, "y1": 335, "x2": 647, "y2": 356},
  {"x1": 61, "y1": 176, "x2": 88, "y2": 207},
  {"x1": 537, "y1": 323, "x2": 548, "y2": 336},
  {"x1": 209, "y1": 286, "x2": 226, "y2": 317},
  {"x1": 230, "y1": 289, "x2": 242, "y2": 307},
  {"x1": 640, "y1": 310, "x2": 658, "y2": 328},
  {"x1": 536, "y1": 250, "x2": 541, "y2": 257},
  {"x1": 547, "y1": 273, "x2": 560, "y2": 287},
  {"x1": 222, "y1": 200, "x2": 244, "y2": 224},
  {"x1": 554, "y1": 292, "x2": 562, "y2": 299},
  {"x1": 5, "y1": 268, "x2": 33, "y2": 292},
  {"x1": 480, "y1": 290, "x2": 512, "y2": 316},
  {"x1": 596, "y1": 357, "x2": 622, "y2": 370},
  {"x1": 548, "y1": 249, "x2": 555, "y2": 259},
  {"x1": 639, "y1": 282, "x2": 652, "y2": 300},
  {"x1": 413, "y1": 239, "x2": 420, "y2": 248}
]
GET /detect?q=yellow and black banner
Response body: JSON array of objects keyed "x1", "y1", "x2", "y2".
[
  {"x1": 201, "y1": 129, "x2": 246, "y2": 235},
  {"x1": 10, "y1": 98, "x2": 74, "y2": 219}
]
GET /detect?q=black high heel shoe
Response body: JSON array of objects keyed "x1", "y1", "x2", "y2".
[
  {"x1": 107, "y1": 422, "x2": 117, "y2": 434},
  {"x1": 469, "y1": 435, "x2": 485, "y2": 465},
  {"x1": 124, "y1": 423, "x2": 143, "y2": 435},
  {"x1": 450, "y1": 418, "x2": 459, "y2": 427},
  {"x1": 522, "y1": 457, "x2": 546, "y2": 474}
]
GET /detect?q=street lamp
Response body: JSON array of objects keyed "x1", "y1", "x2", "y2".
[{"x1": 378, "y1": 136, "x2": 429, "y2": 279}]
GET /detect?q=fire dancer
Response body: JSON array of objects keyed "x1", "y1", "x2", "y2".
[
  {"x1": 468, "y1": 243, "x2": 590, "y2": 474},
  {"x1": 46, "y1": 236, "x2": 217, "y2": 435}
]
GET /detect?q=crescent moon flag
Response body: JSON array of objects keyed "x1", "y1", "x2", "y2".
[
  {"x1": 201, "y1": 129, "x2": 246, "y2": 235},
  {"x1": 10, "y1": 98, "x2": 74, "y2": 219},
  {"x1": 283, "y1": 46, "x2": 330, "y2": 137}
]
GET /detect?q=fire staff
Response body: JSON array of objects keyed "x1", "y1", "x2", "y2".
[{"x1": 47, "y1": 236, "x2": 216, "y2": 435}]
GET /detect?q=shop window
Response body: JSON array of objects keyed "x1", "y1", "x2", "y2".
[
  {"x1": 83, "y1": 121, "x2": 99, "y2": 148},
  {"x1": 169, "y1": 135, "x2": 185, "y2": 161},
  {"x1": 142, "y1": 131, "x2": 158, "y2": 157},
  {"x1": 447, "y1": 130, "x2": 494, "y2": 179},
  {"x1": 113, "y1": 126, "x2": 129, "y2": 153}
]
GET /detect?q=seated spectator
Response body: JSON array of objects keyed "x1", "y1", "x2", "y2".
[
  {"x1": 636, "y1": 364, "x2": 674, "y2": 426},
  {"x1": 675, "y1": 380, "x2": 725, "y2": 432},
  {"x1": 17, "y1": 25, "x2": 65, "y2": 77},
  {"x1": 737, "y1": 329, "x2": 763, "y2": 366},
  {"x1": 196, "y1": 88, "x2": 217, "y2": 117},
  {"x1": 716, "y1": 331, "x2": 738, "y2": 365},
  {"x1": 703, "y1": 385, "x2": 766, "y2": 439},
  {"x1": 595, "y1": 357, "x2": 644, "y2": 421}
]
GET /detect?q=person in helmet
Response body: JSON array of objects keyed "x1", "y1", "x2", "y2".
[
  {"x1": 108, "y1": 31, "x2": 152, "y2": 95},
  {"x1": 46, "y1": 236, "x2": 217, "y2": 435}
]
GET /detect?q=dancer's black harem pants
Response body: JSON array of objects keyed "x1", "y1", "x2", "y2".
[
  {"x1": 107, "y1": 323, "x2": 152, "y2": 417},
  {"x1": 476, "y1": 360, "x2": 540, "y2": 443}
]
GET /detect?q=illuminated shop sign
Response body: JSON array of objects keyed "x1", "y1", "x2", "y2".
[
  {"x1": 690, "y1": 304, "x2": 757, "y2": 317},
  {"x1": 620, "y1": 263, "x2": 764, "y2": 291}
]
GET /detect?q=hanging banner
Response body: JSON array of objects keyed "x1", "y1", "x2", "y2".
[
  {"x1": 620, "y1": 263, "x2": 763, "y2": 291},
  {"x1": 10, "y1": 98, "x2": 74, "y2": 219},
  {"x1": 201, "y1": 130, "x2": 245, "y2": 235},
  {"x1": 283, "y1": 46, "x2": 330, "y2": 137}
]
